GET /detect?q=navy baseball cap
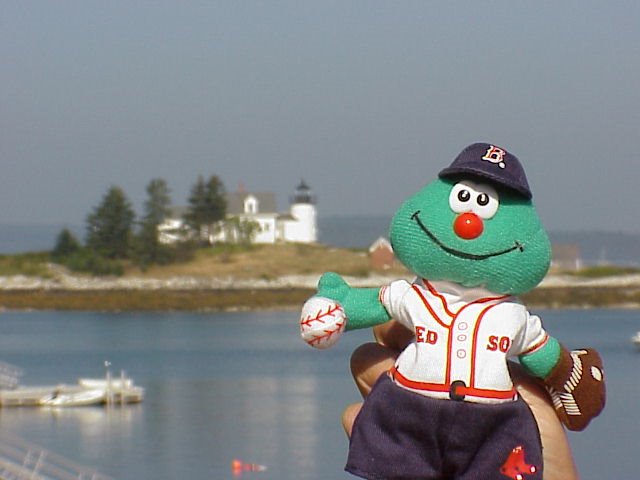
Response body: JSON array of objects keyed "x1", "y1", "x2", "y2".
[{"x1": 438, "y1": 143, "x2": 532, "y2": 199}]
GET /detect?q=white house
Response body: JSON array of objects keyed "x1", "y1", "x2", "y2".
[
  {"x1": 223, "y1": 190, "x2": 280, "y2": 244},
  {"x1": 157, "y1": 206, "x2": 190, "y2": 245},
  {"x1": 158, "y1": 181, "x2": 317, "y2": 245}
]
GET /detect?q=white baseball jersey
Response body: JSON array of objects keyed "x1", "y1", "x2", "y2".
[{"x1": 379, "y1": 278, "x2": 549, "y2": 404}]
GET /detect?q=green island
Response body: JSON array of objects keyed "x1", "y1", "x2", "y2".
[{"x1": 2, "y1": 244, "x2": 640, "y2": 311}]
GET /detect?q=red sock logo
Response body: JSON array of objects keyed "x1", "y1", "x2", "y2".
[{"x1": 500, "y1": 446, "x2": 538, "y2": 480}]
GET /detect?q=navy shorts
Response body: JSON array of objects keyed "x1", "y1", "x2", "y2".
[{"x1": 346, "y1": 374, "x2": 542, "y2": 480}]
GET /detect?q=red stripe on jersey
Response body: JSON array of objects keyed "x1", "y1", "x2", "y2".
[
  {"x1": 378, "y1": 286, "x2": 387, "y2": 305},
  {"x1": 412, "y1": 284, "x2": 453, "y2": 383},
  {"x1": 390, "y1": 367, "x2": 517, "y2": 401},
  {"x1": 445, "y1": 316, "x2": 453, "y2": 384},
  {"x1": 520, "y1": 334, "x2": 549, "y2": 356},
  {"x1": 423, "y1": 279, "x2": 455, "y2": 318},
  {"x1": 411, "y1": 282, "x2": 510, "y2": 389},
  {"x1": 412, "y1": 284, "x2": 450, "y2": 329},
  {"x1": 445, "y1": 296, "x2": 506, "y2": 387},
  {"x1": 469, "y1": 301, "x2": 502, "y2": 389},
  {"x1": 466, "y1": 294, "x2": 510, "y2": 308},
  {"x1": 423, "y1": 279, "x2": 510, "y2": 316}
]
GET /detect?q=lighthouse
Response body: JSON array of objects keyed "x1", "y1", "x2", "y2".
[{"x1": 285, "y1": 180, "x2": 317, "y2": 243}]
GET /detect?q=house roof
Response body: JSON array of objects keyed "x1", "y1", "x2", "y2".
[
  {"x1": 165, "y1": 191, "x2": 281, "y2": 220},
  {"x1": 369, "y1": 237, "x2": 393, "y2": 253},
  {"x1": 226, "y1": 192, "x2": 277, "y2": 215}
]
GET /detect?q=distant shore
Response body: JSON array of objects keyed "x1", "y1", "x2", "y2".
[
  {"x1": 2, "y1": 243, "x2": 640, "y2": 311},
  {"x1": 2, "y1": 272, "x2": 640, "y2": 311}
]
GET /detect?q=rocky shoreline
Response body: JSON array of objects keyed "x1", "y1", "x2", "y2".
[
  {"x1": 3, "y1": 267, "x2": 640, "y2": 290},
  {"x1": 2, "y1": 271, "x2": 640, "y2": 311}
]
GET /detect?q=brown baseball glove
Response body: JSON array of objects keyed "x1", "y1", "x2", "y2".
[{"x1": 544, "y1": 347, "x2": 606, "y2": 431}]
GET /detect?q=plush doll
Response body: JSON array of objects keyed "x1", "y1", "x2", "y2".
[{"x1": 299, "y1": 143, "x2": 606, "y2": 480}]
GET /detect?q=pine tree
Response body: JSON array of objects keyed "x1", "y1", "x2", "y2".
[
  {"x1": 185, "y1": 176, "x2": 208, "y2": 234},
  {"x1": 136, "y1": 179, "x2": 172, "y2": 266},
  {"x1": 185, "y1": 175, "x2": 227, "y2": 244},
  {"x1": 143, "y1": 178, "x2": 171, "y2": 226},
  {"x1": 51, "y1": 228, "x2": 81, "y2": 259},
  {"x1": 204, "y1": 175, "x2": 227, "y2": 224},
  {"x1": 86, "y1": 186, "x2": 136, "y2": 259}
]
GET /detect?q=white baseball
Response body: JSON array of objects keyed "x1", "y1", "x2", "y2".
[{"x1": 300, "y1": 296, "x2": 347, "y2": 349}]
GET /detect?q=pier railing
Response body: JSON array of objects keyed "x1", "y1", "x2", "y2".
[
  {"x1": 0, "y1": 362, "x2": 22, "y2": 390},
  {"x1": 0, "y1": 433, "x2": 112, "y2": 480}
]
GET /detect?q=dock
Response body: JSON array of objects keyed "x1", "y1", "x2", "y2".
[
  {"x1": 0, "y1": 381, "x2": 144, "y2": 407},
  {"x1": 0, "y1": 363, "x2": 144, "y2": 408}
]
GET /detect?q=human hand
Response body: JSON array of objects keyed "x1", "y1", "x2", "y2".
[
  {"x1": 341, "y1": 320, "x2": 579, "y2": 480},
  {"x1": 544, "y1": 347, "x2": 606, "y2": 431}
]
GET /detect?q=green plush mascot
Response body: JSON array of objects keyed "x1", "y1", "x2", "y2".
[{"x1": 299, "y1": 143, "x2": 605, "y2": 480}]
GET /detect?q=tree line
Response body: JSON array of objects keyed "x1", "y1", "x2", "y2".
[{"x1": 51, "y1": 175, "x2": 229, "y2": 275}]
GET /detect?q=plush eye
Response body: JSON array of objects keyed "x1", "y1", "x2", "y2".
[
  {"x1": 472, "y1": 184, "x2": 499, "y2": 219},
  {"x1": 458, "y1": 189, "x2": 471, "y2": 203},
  {"x1": 449, "y1": 181, "x2": 476, "y2": 213},
  {"x1": 449, "y1": 181, "x2": 499, "y2": 219}
]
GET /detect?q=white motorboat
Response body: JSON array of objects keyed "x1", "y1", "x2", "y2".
[
  {"x1": 39, "y1": 388, "x2": 106, "y2": 407},
  {"x1": 632, "y1": 331, "x2": 640, "y2": 349},
  {"x1": 0, "y1": 363, "x2": 144, "y2": 407}
]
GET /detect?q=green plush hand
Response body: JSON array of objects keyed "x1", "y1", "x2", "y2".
[
  {"x1": 317, "y1": 272, "x2": 351, "y2": 304},
  {"x1": 316, "y1": 272, "x2": 390, "y2": 331}
]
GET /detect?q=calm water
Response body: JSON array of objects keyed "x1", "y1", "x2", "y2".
[{"x1": 0, "y1": 309, "x2": 637, "y2": 479}]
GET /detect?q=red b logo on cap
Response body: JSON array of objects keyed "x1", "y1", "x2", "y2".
[{"x1": 482, "y1": 145, "x2": 506, "y2": 169}]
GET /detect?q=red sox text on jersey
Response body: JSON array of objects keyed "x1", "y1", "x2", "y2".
[{"x1": 379, "y1": 279, "x2": 549, "y2": 404}]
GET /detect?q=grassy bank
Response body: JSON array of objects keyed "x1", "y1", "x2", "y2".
[
  {"x1": 2, "y1": 244, "x2": 640, "y2": 311},
  {"x1": 523, "y1": 285, "x2": 640, "y2": 309},
  {"x1": 2, "y1": 285, "x2": 640, "y2": 312},
  {"x1": 0, "y1": 288, "x2": 316, "y2": 312},
  {"x1": 133, "y1": 243, "x2": 408, "y2": 279},
  {"x1": 1, "y1": 244, "x2": 407, "y2": 279}
]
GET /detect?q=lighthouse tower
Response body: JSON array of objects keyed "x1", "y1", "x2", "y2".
[{"x1": 286, "y1": 180, "x2": 317, "y2": 243}]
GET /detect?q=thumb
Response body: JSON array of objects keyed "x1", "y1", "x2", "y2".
[{"x1": 317, "y1": 272, "x2": 349, "y2": 301}]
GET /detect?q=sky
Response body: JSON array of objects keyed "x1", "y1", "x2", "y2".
[{"x1": 2, "y1": 1, "x2": 639, "y2": 233}]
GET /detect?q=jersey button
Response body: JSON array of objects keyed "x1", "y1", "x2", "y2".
[{"x1": 450, "y1": 380, "x2": 466, "y2": 401}]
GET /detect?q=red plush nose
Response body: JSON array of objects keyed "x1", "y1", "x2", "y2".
[{"x1": 454, "y1": 212, "x2": 484, "y2": 239}]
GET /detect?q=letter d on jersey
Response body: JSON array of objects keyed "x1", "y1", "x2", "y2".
[{"x1": 415, "y1": 326, "x2": 438, "y2": 344}]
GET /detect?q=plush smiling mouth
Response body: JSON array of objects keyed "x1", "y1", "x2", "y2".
[{"x1": 410, "y1": 211, "x2": 524, "y2": 261}]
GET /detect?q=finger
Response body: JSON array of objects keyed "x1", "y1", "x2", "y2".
[
  {"x1": 510, "y1": 363, "x2": 579, "y2": 480},
  {"x1": 342, "y1": 402, "x2": 362, "y2": 438},
  {"x1": 372, "y1": 320, "x2": 414, "y2": 351},
  {"x1": 350, "y1": 342, "x2": 398, "y2": 397}
]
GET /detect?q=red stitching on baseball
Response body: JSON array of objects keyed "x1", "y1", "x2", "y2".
[
  {"x1": 301, "y1": 304, "x2": 343, "y2": 327},
  {"x1": 308, "y1": 321, "x2": 345, "y2": 345}
]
